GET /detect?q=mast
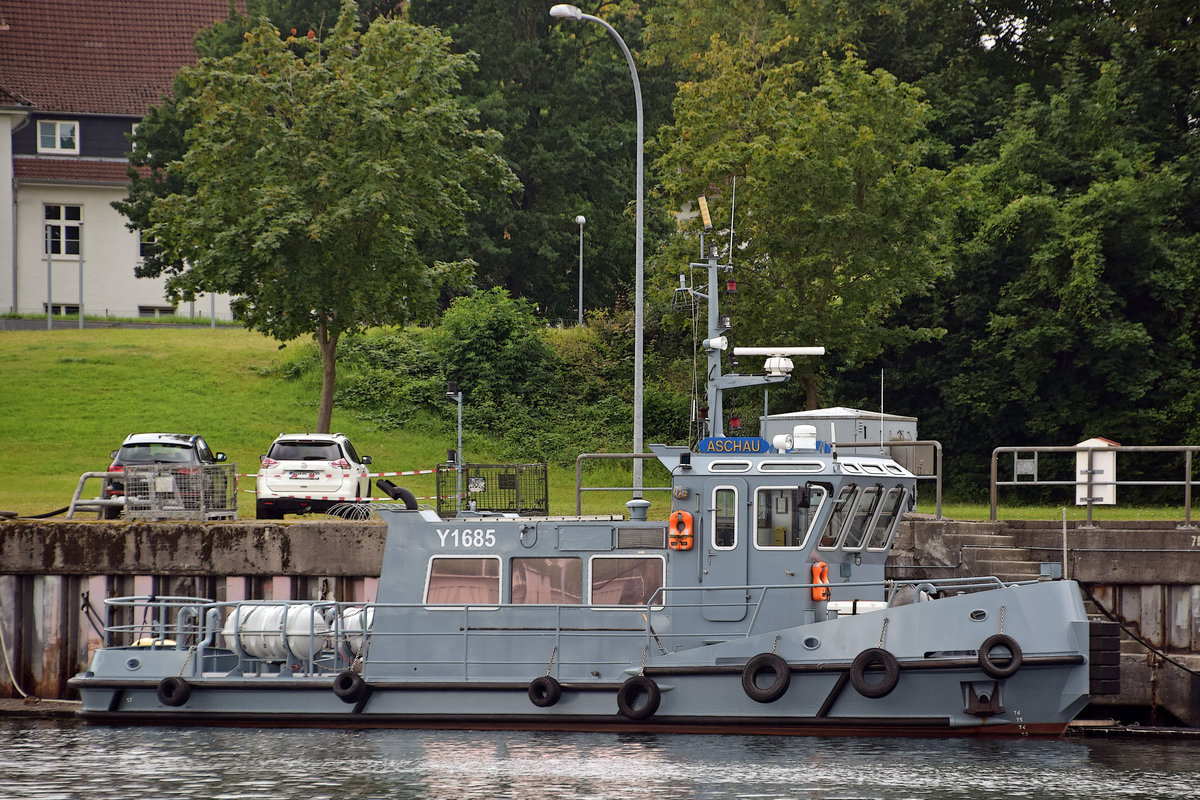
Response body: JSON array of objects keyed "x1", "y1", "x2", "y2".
[{"x1": 696, "y1": 232, "x2": 823, "y2": 438}]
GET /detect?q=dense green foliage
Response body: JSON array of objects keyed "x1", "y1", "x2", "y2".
[
  {"x1": 113, "y1": 0, "x2": 1200, "y2": 489},
  {"x1": 324, "y1": 289, "x2": 691, "y2": 464},
  {"x1": 408, "y1": 0, "x2": 678, "y2": 320},
  {"x1": 828, "y1": 0, "x2": 1200, "y2": 490}
]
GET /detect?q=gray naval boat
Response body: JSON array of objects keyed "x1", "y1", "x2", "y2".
[{"x1": 70, "y1": 246, "x2": 1117, "y2": 737}]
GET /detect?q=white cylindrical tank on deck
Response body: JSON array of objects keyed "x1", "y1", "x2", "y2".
[
  {"x1": 339, "y1": 606, "x2": 375, "y2": 657},
  {"x1": 221, "y1": 604, "x2": 331, "y2": 661}
]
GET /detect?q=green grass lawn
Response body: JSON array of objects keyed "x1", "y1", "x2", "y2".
[
  {"x1": 0, "y1": 327, "x2": 651, "y2": 519},
  {"x1": 2, "y1": 327, "x2": 1191, "y2": 524}
]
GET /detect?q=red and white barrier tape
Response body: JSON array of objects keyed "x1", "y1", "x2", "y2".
[{"x1": 240, "y1": 467, "x2": 437, "y2": 478}]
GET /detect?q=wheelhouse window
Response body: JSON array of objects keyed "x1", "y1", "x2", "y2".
[
  {"x1": 712, "y1": 486, "x2": 737, "y2": 549},
  {"x1": 866, "y1": 487, "x2": 908, "y2": 550},
  {"x1": 754, "y1": 485, "x2": 827, "y2": 548},
  {"x1": 38, "y1": 120, "x2": 79, "y2": 154},
  {"x1": 425, "y1": 556, "x2": 500, "y2": 605},
  {"x1": 512, "y1": 557, "x2": 582, "y2": 604},
  {"x1": 44, "y1": 205, "x2": 81, "y2": 256},
  {"x1": 589, "y1": 556, "x2": 664, "y2": 606},
  {"x1": 842, "y1": 485, "x2": 883, "y2": 550},
  {"x1": 818, "y1": 485, "x2": 858, "y2": 549}
]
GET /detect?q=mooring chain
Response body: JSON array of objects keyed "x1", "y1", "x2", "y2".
[
  {"x1": 770, "y1": 634, "x2": 781, "y2": 655},
  {"x1": 546, "y1": 646, "x2": 558, "y2": 677},
  {"x1": 639, "y1": 645, "x2": 649, "y2": 676},
  {"x1": 879, "y1": 617, "x2": 890, "y2": 649},
  {"x1": 177, "y1": 646, "x2": 194, "y2": 678},
  {"x1": 1000, "y1": 604, "x2": 1007, "y2": 635}
]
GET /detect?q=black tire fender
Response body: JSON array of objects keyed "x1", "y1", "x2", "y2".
[
  {"x1": 616, "y1": 675, "x2": 661, "y2": 720},
  {"x1": 979, "y1": 634, "x2": 1023, "y2": 679},
  {"x1": 156, "y1": 676, "x2": 191, "y2": 707},
  {"x1": 741, "y1": 653, "x2": 791, "y2": 703},
  {"x1": 528, "y1": 675, "x2": 563, "y2": 708},
  {"x1": 849, "y1": 647, "x2": 900, "y2": 698},
  {"x1": 332, "y1": 670, "x2": 369, "y2": 704}
]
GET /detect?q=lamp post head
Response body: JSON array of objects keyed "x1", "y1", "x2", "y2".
[
  {"x1": 575, "y1": 215, "x2": 586, "y2": 227},
  {"x1": 549, "y1": 4, "x2": 583, "y2": 20}
]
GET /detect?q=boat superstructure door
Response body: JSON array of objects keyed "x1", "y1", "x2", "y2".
[{"x1": 701, "y1": 478, "x2": 749, "y2": 621}]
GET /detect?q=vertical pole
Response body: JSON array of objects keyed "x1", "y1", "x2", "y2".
[
  {"x1": 77, "y1": 222, "x2": 84, "y2": 330},
  {"x1": 1061, "y1": 507, "x2": 1068, "y2": 580},
  {"x1": 1186, "y1": 450, "x2": 1193, "y2": 528},
  {"x1": 45, "y1": 224, "x2": 52, "y2": 330},
  {"x1": 706, "y1": 242, "x2": 723, "y2": 436},
  {"x1": 576, "y1": 215, "x2": 585, "y2": 326},
  {"x1": 456, "y1": 393, "x2": 463, "y2": 515},
  {"x1": 550, "y1": 8, "x2": 643, "y2": 497},
  {"x1": 210, "y1": 294, "x2": 216, "y2": 329},
  {"x1": 1086, "y1": 448, "x2": 1095, "y2": 527}
]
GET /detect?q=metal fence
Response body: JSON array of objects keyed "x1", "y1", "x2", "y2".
[
  {"x1": 990, "y1": 445, "x2": 1199, "y2": 526},
  {"x1": 436, "y1": 462, "x2": 549, "y2": 518},
  {"x1": 123, "y1": 463, "x2": 238, "y2": 521}
]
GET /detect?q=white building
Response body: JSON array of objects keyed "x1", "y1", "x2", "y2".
[{"x1": 0, "y1": 1, "x2": 235, "y2": 321}]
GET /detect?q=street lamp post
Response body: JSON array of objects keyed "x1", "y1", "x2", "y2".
[
  {"x1": 550, "y1": 4, "x2": 645, "y2": 499},
  {"x1": 575, "y1": 214, "x2": 586, "y2": 325},
  {"x1": 445, "y1": 381, "x2": 464, "y2": 515}
]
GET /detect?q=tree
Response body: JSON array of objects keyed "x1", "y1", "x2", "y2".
[
  {"x1": 655, "y1": 40, "x2": 946, "y2": 409},
  {"x1": 149, "y1": 1, "x2": 517, "y2": 431},
  {"x1": 116, "y1": 0, "x2": 405, "y2": 284},
  {"x1": 409, "y1": 1, "x2": 678, "y2": 320}
]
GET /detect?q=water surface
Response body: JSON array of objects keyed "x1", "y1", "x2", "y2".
[{"x1": 2, "y1": 720, "x2": 1197, "y2": 800}]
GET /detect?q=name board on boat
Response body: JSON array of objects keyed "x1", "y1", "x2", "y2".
[{"x1": 697, "y1": 437, "x2": 772, "y2": 454}]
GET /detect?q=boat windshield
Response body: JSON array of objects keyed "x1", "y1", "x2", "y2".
[{"x1": 754, "y1": 485, "x2": 827, "y2": 549}]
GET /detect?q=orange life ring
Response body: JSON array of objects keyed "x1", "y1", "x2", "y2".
[
  {"x1": 811, "y1": 561, "x2": 830, "y2": 601},
  {"x1": 668, "y1": 509, "x2": 694, "y2": 551}
]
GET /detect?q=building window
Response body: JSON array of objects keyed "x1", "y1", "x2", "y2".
[
  {"x1": 137, "y1": 305, "x2": 177, "y2": 318},
  {"x1": 38, "y1": 120, "x2": 79, "y2": 154},
  {"x1": 139, "y1": 233, "x2": 157, "y2": 259},
  {"x1": 42, "y1": 303, "x2": 80, "y2": 316},
  {"x1": 44, "y1": 205, "x2": 81, "y2": 256}
]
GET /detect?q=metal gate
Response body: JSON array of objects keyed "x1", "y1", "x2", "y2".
[
  {"x1": 123, "y1": 464, "x2": 238, "y2": 521},
  {"x1": 436, "y1": 462, "x2": 548, "y2": 518}
]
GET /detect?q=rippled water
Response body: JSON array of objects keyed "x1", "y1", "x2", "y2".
[{"x1": 2, "y1": 720, "x2": 1198, "y2": 800}]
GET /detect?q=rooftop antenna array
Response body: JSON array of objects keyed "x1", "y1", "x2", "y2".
[{"x1": 674, "y1": 193, "x2": 824, "y2": 441}]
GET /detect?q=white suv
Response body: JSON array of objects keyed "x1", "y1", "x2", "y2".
[{"x1": 255, "y1": 433, "x2": 373, "y2": 519}]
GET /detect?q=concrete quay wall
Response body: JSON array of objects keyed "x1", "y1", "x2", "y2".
[
  {"x1": 2, "y1": 517, "x2": 1198, "y2": 727},
  {"x1": 0, "y1": 519, "x2": 386, "y2": 699}
]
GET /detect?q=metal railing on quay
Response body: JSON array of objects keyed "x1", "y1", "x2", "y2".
[
  {"x1": 574, "y1": 453, "x2": 672, "y2": 514},
  {"x1": 990, "y1": 444, "x2": 1199, "y2": 527}
]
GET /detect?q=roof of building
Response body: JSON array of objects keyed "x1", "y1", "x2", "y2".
[
  {"x1": 13, "y1": 156, "x2": 141, "y2": 184},
  {"x1": 0, "y1": 1, "x2": 235, "y2": 116}
]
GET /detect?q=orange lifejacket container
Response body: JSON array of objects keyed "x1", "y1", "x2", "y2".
[
  {"x1": 668, "y1": 509, "x2": 694, "y2": 551},
  {"x1": 811, "y1": 561, "x2": 830, "y2": 601}
]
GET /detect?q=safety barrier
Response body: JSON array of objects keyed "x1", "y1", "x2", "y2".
[{"x1": 990, "y1": 444, "x2": 1199, "y2": 526}]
